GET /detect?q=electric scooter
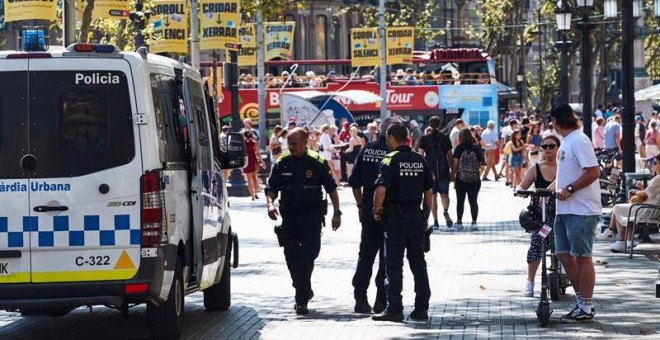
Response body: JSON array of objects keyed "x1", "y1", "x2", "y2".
[{"x1": 517, "y1": 188, "x2": 555, "y2": 327}]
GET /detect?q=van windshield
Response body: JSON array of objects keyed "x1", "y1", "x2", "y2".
[{"x1": 29, "y1": 70, "x2": 135, "y2": 178}]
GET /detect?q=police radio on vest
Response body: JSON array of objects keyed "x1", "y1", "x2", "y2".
[{"x1": 75, "y1": 73, "x2": 120, "y2": 85}]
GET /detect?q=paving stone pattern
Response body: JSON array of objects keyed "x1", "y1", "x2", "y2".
[{"x1": 1, "y1": 181, "x2": 659, "y2": 339}]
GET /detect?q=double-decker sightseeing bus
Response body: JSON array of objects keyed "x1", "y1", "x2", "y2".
[{"x1": 203, "y1": 48, "x2": 499, "y2": 131}]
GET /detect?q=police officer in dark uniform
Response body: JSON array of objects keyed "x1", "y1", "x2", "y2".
[
  {"x1": 265, "y1": 128, "x2": 342, "y2": 316},
  {"x1": 348, "y1": 117, "x2": 401, "y2": 314},
  {"x1": 371, "y1": 123, "x2": 433, "y2": 322}
]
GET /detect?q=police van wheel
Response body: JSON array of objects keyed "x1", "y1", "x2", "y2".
[
  {"x1": 147, "y1": 258, "x2": 184, "y2": 340},
  {"x1": 203, "y1": 232, "x2": 231, "y2": 311}
]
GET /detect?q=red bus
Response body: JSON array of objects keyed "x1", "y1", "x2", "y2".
[{"x1": 202, "y1": 48, "x2": 502, "y2": 128}]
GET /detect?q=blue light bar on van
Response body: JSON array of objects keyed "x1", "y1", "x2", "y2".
[{"x1": 20, "y1": 27, "x2": 48, "y2": 52}]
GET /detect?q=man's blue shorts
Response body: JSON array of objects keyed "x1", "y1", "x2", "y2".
[
  {"x1": 433, "y1": 178, "x2": 450, "y2": 195},
  {"x1": 554, "y1": 214, "x2": 600, "y2": 257}
]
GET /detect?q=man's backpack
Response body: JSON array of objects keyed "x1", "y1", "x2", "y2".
[{"x1": 457, "y1": 147, "x2": 480, "y2": 183}]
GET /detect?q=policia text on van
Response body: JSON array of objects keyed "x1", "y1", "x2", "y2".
[{"x1": 0, "y1": 36, "x2": 246, "y2": 340}]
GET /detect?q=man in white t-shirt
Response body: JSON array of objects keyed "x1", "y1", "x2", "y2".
[
  {"x1": 550, "y1": 104, "x2": 601, "y2": 323},
  {"x1": 449, "y1": 119, "x2": 466, "y2": 150}
]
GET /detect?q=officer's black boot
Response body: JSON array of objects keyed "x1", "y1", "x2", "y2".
[
  {"x1": 372, "y1": 310, "x2": 404, "y2": 322},
  {"x1": 373, "y1": 291, "x2": 387, "y2": 314},
  {"x1": 409, "y1": 309, "x2": 429, "y2": 321},
  {"x1": 294, "y1": 303, "x2": 309, "y2": 316},
  {"x1": 354, "y1": 296, "x2": 372, "y2": 314}
]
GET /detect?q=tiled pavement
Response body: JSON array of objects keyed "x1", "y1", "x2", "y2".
[{"x1": 1, "y1": 180, "x2": 659, "y2": 339}]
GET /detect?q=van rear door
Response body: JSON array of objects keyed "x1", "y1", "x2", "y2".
[
  {"x1": 0, "y1": 60, "x2": 31, "y2": 284},
  {"x1": 27, "y1": 59, "x2": 142, "y2": 283}
]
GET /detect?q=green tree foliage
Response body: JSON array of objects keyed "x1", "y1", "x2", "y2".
[
  {"x1": 353, "y1": 0, "x2": 442, "y2": 43},
  {"x1": 643, "y1": 0, "x2": 660, "y2": 80}
]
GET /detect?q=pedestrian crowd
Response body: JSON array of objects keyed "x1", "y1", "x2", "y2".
[{"x1": 232, "y1": 101, "x2": 660, "y2": 324}]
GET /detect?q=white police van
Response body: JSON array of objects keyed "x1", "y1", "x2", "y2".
[{"x1": 0, "y1": 29, "x2": 245, "y2": 339}]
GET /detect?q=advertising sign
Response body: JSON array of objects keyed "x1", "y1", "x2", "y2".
[
  {"x1": 4, "y1": 0, "x2": 57, "y2": 22},
  {"x1": 199, "y1": 0, "x2": 240, "y2": 51},
  {"x1": 150, "y1": 0, "x2": 188, "y2": 54},
  {"x1": 218, "y1": 84, "x2": 442, "y2": 118},
  {"x1": 385, "y1": 27, "x2": 414, "y2": 65},
  {"x1": 439, "y1": 84, "x2": 498, "y2": 127},
  {"x1": 350, "y1": 27, "x2": 380, "y2": 68},
  {"x1": 91, "y1": 0, "x2": 130, "y2": 19},
  {"x1": 236, "y1": 23, "x2": 256, "y2": 67},
  {"x1": 264, "y1": 21, "x2": 295, "y2": 60}
]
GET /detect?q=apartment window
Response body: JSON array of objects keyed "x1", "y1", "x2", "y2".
[{"x1": 315, "y1": 15, "x2": 327, "y2": 60}]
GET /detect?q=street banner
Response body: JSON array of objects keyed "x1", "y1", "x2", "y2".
[
  {"x1": 199, "y1": 0, "x2": 240, "y2": 51},
  {"x1": 385, "y1": 27, "x2": 414, "y2": 65},
  {"x1": 350, "y1": 27, "x2": 380, "y2": 68},
  {"x1": 237, "y1": 24, "x2": 256, "y2": 67},
  {"x1": 150, "y1": 0, "x2": 188, "y2": 54},
  {"x1": 264, "y1": 21, "x2": 295, "y2": 60},
  {"x1": 4, "y1": 0, "x2": 57, "y2": 22},
  {"x1": 90, "y1": 0, "x2": 130, "y2": 19}
]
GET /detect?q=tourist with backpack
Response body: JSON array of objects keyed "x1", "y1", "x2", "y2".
[
  {"x1": 451, "y1": 129, "x2": 485, "y2": 231},
  {"x1": 418, "y1": 116, "x2": 454, "y2": 230}
]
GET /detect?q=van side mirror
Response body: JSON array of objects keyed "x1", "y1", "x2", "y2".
[{"x1": 220, "y1": 132, "x2": 246, "y2": 169}]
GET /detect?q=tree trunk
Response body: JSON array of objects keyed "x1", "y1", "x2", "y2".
[
  {"x1": 115, "y1": 20, "x2": 127, "y2": 50},
  {"x1": 78, "y1": 0, "x2": 95, "y2": 43}
]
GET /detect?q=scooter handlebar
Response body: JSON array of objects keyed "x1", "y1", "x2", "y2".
[{"x1": 515, "y1": 188, "x2": 554, "y2": 198}]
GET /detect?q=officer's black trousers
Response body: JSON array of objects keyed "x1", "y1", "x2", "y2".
[
  {"x1": 383, "y1": 208, "x2": 431, "y2": 313},
  {"x1": 351, "y1": 210, "x2": 386, "y2": 304},
  {"x1": 281, "y1": 213, "x2": 322, "y2": 305}
]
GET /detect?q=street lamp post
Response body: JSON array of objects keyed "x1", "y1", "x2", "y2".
[
  {"x1": 621, "y1": 1, "x2": 637, "y2": 173},
  {"x1": 554, "y1": 0, "x2": 572, "y2": 105},
  {"x1": 577, "y1": 0, "x2": 594, "y2": 140}
]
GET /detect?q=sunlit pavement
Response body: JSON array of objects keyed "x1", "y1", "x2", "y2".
[{"x1": 1, "y1": 180, "x2": 659, "y2": 339}]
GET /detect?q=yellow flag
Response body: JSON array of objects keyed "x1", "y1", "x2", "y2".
[
  {"x1": 4, "y1": 0, "x2": 57, "y2": 22},
  {"x1": 264, "y1": 22, "x2": 295, "y2": 61},
  {"x1": 150, "y1": 0, "x2": 188, "y2": 54},
  {"x1": 386, "y1": 27, "x2": 414, "y2": 65},
  {"x1": 350, "y1": 27, "x2": 380, "y2": 68},
  {"x1": 237, "y1": 24, "x2": 256, "y2": 67},
  {"x1": 199, "y1": 0, "x2": 240, "y2": 51},
  {"x1": 90, "y1": 0, "x2": 130, "y2": 19}
]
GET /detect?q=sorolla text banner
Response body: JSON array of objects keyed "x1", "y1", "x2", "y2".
[
  {"x1": 90, "y1": 0, "x2": 130, "y2": 19},
  {"x1": 264, "y1": 22, "x2": 295, "y2": 61},
  {"x1": 350, "y1": 27, "x2": 380, "y2": 68},
  {"x1": 150, "y1": 0, "x2": 188, "y2": 54},
  {"x1": 4, "y1": 0, "x2": 57, "y2": 22},
  {"x1": 385, "y1": 27, "x2": 413, "y2": 65},
  {"x1": 199, "y1": 0, "x2": 240, "y2": 51},
  {"x1": 237, "y1": 24, "x2": 256, "y2": 67}
]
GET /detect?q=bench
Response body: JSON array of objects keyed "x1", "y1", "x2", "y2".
[{"x1": 623, "y1": 203, "x2": 660, "y2": 259}]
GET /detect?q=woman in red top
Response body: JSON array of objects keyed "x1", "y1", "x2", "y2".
[{"x1": 243, "y1": 130, "x2": 265, "y2": 200}]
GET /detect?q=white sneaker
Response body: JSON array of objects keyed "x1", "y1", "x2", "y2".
[
  {"x1": 523, "y1": 281, "x2": 534, "y2": 297},
  {"x1": 596, "y1": 229, "x2": 613, "y2": 241},
  {"x1": 610, "y1": 240, "x2": 626, "y2": 253},
  {"x1": 627, "y1": 241, "x2": 637, "y2": 249}
]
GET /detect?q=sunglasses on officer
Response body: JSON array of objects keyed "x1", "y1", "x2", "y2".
[{"x1": 540, "y1": 143, "x2": 558, "y2": 150}]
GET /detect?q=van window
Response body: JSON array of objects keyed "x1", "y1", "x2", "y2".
[
  {"x1": 150, "y1": 74, "x2": 190, "y2": 163},
  {"x1": 0, "y1": 71, "x2": 29, "y2": 179},
  {"x1": 60, "y1": 91, "x2": 109, "y2": 155},
  {"x1": 29, "y1": 70, "x2": 135, "y2": 178}
]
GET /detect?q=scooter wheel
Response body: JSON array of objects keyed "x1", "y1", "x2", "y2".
[
  {"x1": 549, "y1": 272, "x2": 560, "y2": 301},
  {"x1": 537, "y1": 301, "x2": 552, "y2": 327}
]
